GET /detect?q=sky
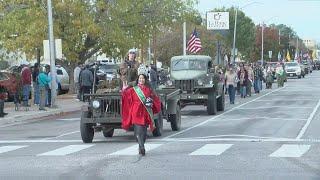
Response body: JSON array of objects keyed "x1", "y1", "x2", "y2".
[{"x1": 196, "y1": 0, "x2": 320, "y2": 43}]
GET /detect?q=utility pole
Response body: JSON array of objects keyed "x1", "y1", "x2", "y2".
[
  {"x1": 183, "y1": 22, "x2": 186, "y2": 56},
  {"x1": 47, "y1": 0, "x2": 57, "y2": 107},
  {"x1": 261, "y1": 22, "x2": 264, "y2": 66},
  {"x1": 232, "y1": 7, "x2": 238, "y2": 64}
]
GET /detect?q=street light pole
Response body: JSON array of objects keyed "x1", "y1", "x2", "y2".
[
  {"x1": 232, "y1": 7, "x2": 238, "y2": 64},
  {"x1": 47, "y1": 0, "x2": 57, "y2": 107},
  {"x1": 261, "y1": 22, "x2": 264, "y2": 66}
]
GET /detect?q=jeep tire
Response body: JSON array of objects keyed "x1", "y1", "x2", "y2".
[
  {"x1": 207, "y1": 91, "x2": 217, "y2": 115},
  {"x1": 217, "y1": 92, "x2": 225, "y2": 111},
  {"x1": 152, "y1": 112, "x2": 163, "y2": 137},
  {"x1": 80, "y1": 111, "x2": 94, "y2": 143},
  {"x1": 169, "y1": 104, "x2": 181, "y2": 131}
]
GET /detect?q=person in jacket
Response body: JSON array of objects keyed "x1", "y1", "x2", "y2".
[
  {"x1": 21, "y1": 62, "x2": 32, "y2": 107},
  {"x1": 73, "y1": 62, "x2": 82, "y2": 100},
  {"x1": 32, "y1": 63, "x2": 40, "y2": 105},
  {"x1": 38, "y1": 68, "x2": 51, "y2": 111},
  {"x1": 79, "y1": 64, "x2": 94, "y2": 102},
  {"x1": 238, "y1": 66, "x2": 248, "y2": 98},
  {"x1": 149, "y1": 65, "x2": 158, "y2": 90},
  {"x1": 119, "y1": 49, "x2": 140, "y2": 90},
  {"x1": 121, "y1": 65, "x2": 161, "y2": 156},
  {"x1": 225, "y1": 66, "x2": 237, "y2": 104}
]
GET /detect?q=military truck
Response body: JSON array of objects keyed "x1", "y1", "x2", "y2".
[{"x1": 170, "y1": 55, "x2": 225, "y2": 115}]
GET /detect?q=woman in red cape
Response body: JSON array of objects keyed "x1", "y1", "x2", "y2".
[{"x1": 121, "y1": 72, "x2": 161, "y2": 156}]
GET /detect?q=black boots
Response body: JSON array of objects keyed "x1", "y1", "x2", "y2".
[
  {"x1": 0, "y1": 100, "x2": 7, "y2": 118},
  {"x1": 134, "y1": 125, "x2": 147, "y2": 156}
]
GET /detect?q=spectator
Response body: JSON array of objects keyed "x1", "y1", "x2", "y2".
[
  {"x1": 21, "y1": 62, "x2": 32, "y2": 107},
  {"x1": 38, "y1": 67, "x2": 51, "y2": 111},
  {"x1": 79, "y1": 64, "x2": 94, "y2": 102},
  {"x1": 74, "y1": 62, "x2": 82, "y2": 100},
  {"x1": 32, "y1": 63, "x2": 40, "y2": 105},
  {"x1": 149, "y1": 65, "x2": 158, "y2": 90}
]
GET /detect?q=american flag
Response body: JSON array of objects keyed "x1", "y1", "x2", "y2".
[{"x1": 187, "y1": 28, "x2": 202, "y2": 54}]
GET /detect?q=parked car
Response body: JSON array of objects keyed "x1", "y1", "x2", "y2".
[
  {"x1": 40, "y1": 64, "x2": 70, "y2": 94},
  {"x1": 285, "y1": 62, "x2": 302, "y2": 78},
  {"x1": 314, "y1": 60, "x2": 320, "y2": 70},
  {"x1": 301, "y1": 60, "x2": 313, "y2": 73},
  {"x1": 0, "y1": 71, "x2": 18, "y2": 101}
]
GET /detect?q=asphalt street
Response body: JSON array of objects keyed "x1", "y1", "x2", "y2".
[{"x1": 1, "y1": 71, "x2": 320, "y2": 180}]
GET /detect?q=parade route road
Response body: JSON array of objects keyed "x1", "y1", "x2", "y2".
[{"x1": 1, "y1": 71, "x2": 320, "y2": 180}]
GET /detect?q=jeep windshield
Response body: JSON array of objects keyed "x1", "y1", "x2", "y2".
[{"x1": 172, "y1": 59, "x2": 207, "y2": 71}]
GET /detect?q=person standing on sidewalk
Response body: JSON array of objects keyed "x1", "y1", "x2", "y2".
[
  {"x1": 32, "y1": 63, "x2": 40, "y2": 105},
  {"x1": 38, "y1": 68, "x2": 51, "y2": 111},
  {"x1": 225, "y1": 66, "x2": 237, "y2": 104},
  {"x1": 73, "y1": 62, "x2": 82, "y2": 100},
  {"x1": 253, "y1": 63, "x2": 263, "y2": 94},
  {"x1": 246, "y1": 64, "x2": 253, "y2": 97},
  {"x1": 79, "y1": 64, "x2": 94, "y2": 102},
  {"x1": 21, "y1": 62, "x2": 32, "y2": 107}
]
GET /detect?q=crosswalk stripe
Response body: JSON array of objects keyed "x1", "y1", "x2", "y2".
[
  {"x1": 0, "y1": 145, "x2": 28, "y2": 154},
  {"x1": 189, "y1": 144, "x2": 233, "y2": 155},
  {"x1": 269, "y1": 144, "x2": 311, "y2": 157},
  {"x1": 109, "y1": 143, "x2": 162, "y2": 155},
  {"x1": 37, "y1": 145, "x2": 95, "y2": 156}
]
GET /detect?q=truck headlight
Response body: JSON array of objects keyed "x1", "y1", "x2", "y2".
[
  {"x1": 92, "y1": 100, "x2": 100, "y2": 109},
  {"x1": 197, "y1": 79, "x2": 203, "y2": 86}
]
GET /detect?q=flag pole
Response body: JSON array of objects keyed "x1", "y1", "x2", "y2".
[{"x1": 183, "y1": 22, "x2": 186, "y2": 56}]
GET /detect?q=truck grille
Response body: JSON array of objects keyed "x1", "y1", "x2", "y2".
[
  {"x1": 93, "y1": 95, "x2": 121, "y2": 118},
  {"x1": 175, "y1": 80, "x2": 195, "y2": 92}
]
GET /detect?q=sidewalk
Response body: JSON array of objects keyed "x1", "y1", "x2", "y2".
[{"x1": 0, "y1": 94, "x2": 85, "y2": 127}]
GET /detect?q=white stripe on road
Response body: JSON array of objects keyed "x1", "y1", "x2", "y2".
[
  {"x1": 189, "y1": 144, "x2": 233, "y2": 156},
  {"x1": 269, "y1": 144, "x2": 310, "y2": 157},
  {"x1": 236, "y1": 106, "x2": 313, "y2": 110},
  {"x1": 255, "y1": 99, "x2": 317, "y2": 102},
  {"x1": 37, "y1": 144, "x2": 94, "y2": 156},
  {"x1": 0, "y1": 145, "x2": 28, "y2": 154},
  {"x1": 296, "y1": 99, "x2": 320, "y2": 139},
  {"x1": 56, "y1": 118, "x2": 80, "y2": 121},
  {"x1": 220, "y1": 117, "x2": 307, "y2": 121},
  {"x1": 109, "y1": 143, "x2": 162, "y2": 155},
  {"x1": 163, "y1": 86, "x2": 286, "y2": 139},
  {"x1": 43, "y1": 131, "x2": 80, "y2": 140}
]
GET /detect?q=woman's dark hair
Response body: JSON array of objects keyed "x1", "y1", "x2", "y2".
[{"x1": 136, "y1": 74, "x2": 151, "y2": 87}]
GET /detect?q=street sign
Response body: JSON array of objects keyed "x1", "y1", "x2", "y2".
[
  {"x1": 268, "y1": 51, "x2": 272, "y2": 59},
  {"x1": 207, "y1": 12, "x2": 229, "y2": 30}
]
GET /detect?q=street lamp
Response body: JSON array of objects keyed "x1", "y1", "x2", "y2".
[{"x1": 232, "y1": 1, "x2": 262, "y2": 64}]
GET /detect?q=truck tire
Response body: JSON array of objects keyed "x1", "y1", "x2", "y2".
[
  {"x1": 80, "y1": 111, "x2": 94, "y2": 143},
  {"x1": 207, "y1": 91, "x2": 217, "y2": 115},
  {"x1": 298, "y1": 75, "x2": 301, "y2": 79},
  {"x1": 217, "y1": 91, "x2": 225, "y2": 111},
  {"x1": 103, "y1": 128, "x2": 114, "y2": 138},
  {"x1": 169, "y1": 104, "x2": 181, "y2": 131},
  {"x1": 152, "y1": 112, "x2": 163, "y2": 137}
]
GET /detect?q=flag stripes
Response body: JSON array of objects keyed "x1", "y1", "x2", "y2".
[{"x1": 187, "y1": 28, "x2": 202, "y2": 54}]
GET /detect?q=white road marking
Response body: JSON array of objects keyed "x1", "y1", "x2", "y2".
[
  {"x1": 163, "y1": 86, "x2": 285, "y2": 140},
  {"x1": 296, "y1": 99, "x2": 320, "y2": 139},
  {"x1": 189, "y1": 144, "x2": 233, "y2": 155},
  {"x1": 220, "y1": 117, "x2": 307, "y2": 121},
  {"x1": 269, "y1": 144, "x2": 310, "y2": 158},
  {"x1": 236, "y1": 106, "x2": 313, "y2": 110},
  {"x1": 255, "y1": 99, "x2": 316, "y2": 102},
  {"x1": 38, "y1": 144, "x2": 94, "y2": 156},
  {"x1": 0, "y1": 145, "x2": 28, "y2": 154},
  {"x1": 43, "y1": 131, "x2": 80, "y2": 140},
  {"x1": 109, "y1": 143, "x2": 162, "y2": 155},
  {"x1": 56, "y1": 118, "x2": 80, "y2": 121}
]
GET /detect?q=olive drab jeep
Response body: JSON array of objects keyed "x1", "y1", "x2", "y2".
[{"x1": 170, "y1": 55, "x2": 225, "y2": 115}]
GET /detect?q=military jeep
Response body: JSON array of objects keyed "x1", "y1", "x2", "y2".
[{"x1": 170, "y1": 55, "x2": 225, "y2": 115}]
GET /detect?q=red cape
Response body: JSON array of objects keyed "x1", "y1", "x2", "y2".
[{"x1": 121, "y1": 85, "x2": 161, "y2": 131}]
